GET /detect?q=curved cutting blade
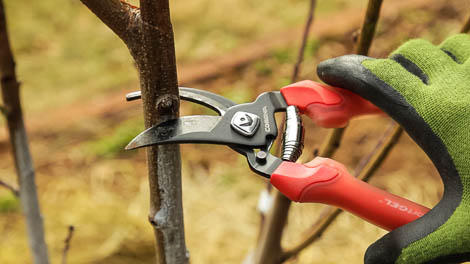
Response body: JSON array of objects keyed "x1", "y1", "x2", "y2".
[
  {"x1": 125, "y1": 115, "x2": 221, "y2": 150},
  {"x1": 126, "y1": 87, "x2": 236, "y2": 115},
  {"x1": 179, "y1": 87, "x2": 235, "y2": 115}
]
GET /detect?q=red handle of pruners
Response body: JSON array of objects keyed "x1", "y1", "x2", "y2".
[
  {"x1": 276, "y1": 81, "x2": 429, "y2": 230},
  {"x1": 271, "y1": 158, "x2": 430, "y2": 231},
  {"x1": 280, "y1": 80, "x2": 382, "y2": 128}
]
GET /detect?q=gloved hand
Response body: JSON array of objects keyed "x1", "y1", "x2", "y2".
[{"x1": 317, "y1": 34, "x2": 470, "y2": 264}]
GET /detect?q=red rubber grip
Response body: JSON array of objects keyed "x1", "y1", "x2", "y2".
[
  {"x1": 280, "y1": 80, "x2": 382, "y2": 128},
  {"x1": 271, "y1": 158, "x2": 430, "y2": 231}
]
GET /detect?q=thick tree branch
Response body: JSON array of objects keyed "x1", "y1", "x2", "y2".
[
  {"x1": 140, "y1": 0, "x2": 171, "y2": 32},
  {"x1": 0, "y1": 1, "x2": 50, "y2": 263},
  {"x1": 79, "y1": 0, "x2": 141, "y2": 44},
  {"x1": 82, "y1": 0, "x2": 187, "y2": 262},
  {"x1": 138, "y1": 1, "x2": 187, "y2": 264}
]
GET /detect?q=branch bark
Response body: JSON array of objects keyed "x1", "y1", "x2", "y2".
[
  {"x1": 355, "y1": 0, "x2": 383, "y2": 55},
  {"x1": 0, "y1": 1, "x2": 50, "y2": 263},
  {"x1": 81, "y1": 1, "x2": 187, "y2": 263},
  {"x1": 61, "y1": 225, "x2": 75, "y2": 264},
  {"x1": 0, "y1": 178, "x2": 19, "y2": 197},
  {"x1": 317, "y1": 0, "x2": 383, "y2": 159},
  {"x1": 80, "y1": 0, "x2": 140, "y2": 44}
]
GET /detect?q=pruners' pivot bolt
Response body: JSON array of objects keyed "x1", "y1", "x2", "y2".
[{"x1": 256, "y1": 151, "x2": 268, "y2": 164}]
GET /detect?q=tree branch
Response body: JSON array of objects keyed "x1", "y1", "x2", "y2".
[
  {"x1": 140, "y1": 0, "x2": 170, "y2": 32},
  {"x1": 137, "y1": 1, "x2": 187, "y2": 264},
  {"x1": 355, "y1": 0, "x2": 383, "y2": 55},
  {"x1": 277, "y1": 1, "x2": 384, "y2": 260},
  {"x1": 291, "y1": 0, "x2": 317, "y2": 82},
  {"x1": 317, "y1": 0, "x2": 383, "y2": 159},
  {"x1": 61, "y1": 225, "x2": 75, "y2": 264},
  {"x1": 81, "y1": 0, "x2": 187, "y2": 262},
  {"x1": 0, "y1": 1, "x2": 50, "y2": 263},
  {"x1": 79, "y1": 0, "x2": 141, "y2": 44},
  {"x1": 0, "y1": 178, "x2": 19, "y2": 197}
]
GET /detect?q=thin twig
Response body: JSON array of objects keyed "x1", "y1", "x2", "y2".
[
  {"x1": 291, "y1": 0, "x2": 317, "y2": 82},
  {"x1": 358, "y1": 124, "x2": 403, "y2": 182},
  {"x1": 461, "y1": 14, "x2": 470, "y2": 33},
  {"x1": 0, "y1": 179, "x2": 19, "y2": 197},
  {"x1": 0, "y1": 1, "x2": 50, "y2": 263},
  {"x1": 353, "y1": 123, "x2": 397, "y2": 176},
  {"x1": 61, "y1": 225, "x2": 75, "y2": 264},
  {"x1": 356, "y1": 0, "x2": 383, "y2": 55},
  {"x1": 280, "y1": 1, "x2": 385, "y2": 259},
  {"x1": 282, "y1": 123, "x2": 402, "y2": 260},
  {"x1": 253, "y1": 1, "x2": 317, "y2": 263},
  {"x1": 318, "y1": 127, "x2": 346, "y2": 157},
  {"x1": 317, "y1": 0, "x2": 383, "y2": 158}
]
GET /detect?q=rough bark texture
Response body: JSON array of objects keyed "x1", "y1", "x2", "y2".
[
  {"x1": 0, "y1": 1, "x2": 50, "y2": 264},
  {"x1": 80, "y1": 0, "x2": 187, "y2": 263}
]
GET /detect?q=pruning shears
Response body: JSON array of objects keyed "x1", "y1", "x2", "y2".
[{"x1": 125, "y1": 80, "x2": 430, "y2": 231}]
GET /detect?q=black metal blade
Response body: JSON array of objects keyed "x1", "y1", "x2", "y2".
[
  {"x1": 125, "y1": 116, "x2": 221, "y2": 150},
  {"x1": 179, "y1": 88, "x2": 235, "y2": 115},
  {"x1": 126, "y1": 87, "x2": 236, "y2": 115}
]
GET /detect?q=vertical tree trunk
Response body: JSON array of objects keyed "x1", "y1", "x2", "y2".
[
  {"x1": 80, "y1": 1, "x2": 187, "y2": 263},
  {"x1": 137, "y1": 1, "x2": 187, "y2": 262},
  {"x1": 0, "y1": 1, "x2": 50, "y2": 264}
]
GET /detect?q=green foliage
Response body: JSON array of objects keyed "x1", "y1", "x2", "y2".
[
  {"x1": 87, "y1": 119, "x2": 144, "y2": 158},
  {"x1": 0, "y1": 193, "x2": 19, "y2": 213}
]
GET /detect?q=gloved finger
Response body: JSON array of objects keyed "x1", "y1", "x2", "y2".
[
  {"x1": 438, "y1": 34, "x2": 470, "y2": 64},
  {"x1": 391, "y1": 39, "x2": 457, "y2": 81}
]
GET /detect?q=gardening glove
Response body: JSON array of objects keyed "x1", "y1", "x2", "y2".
[{"x1": 316, "y1": 34, "x2": 470, "y2": 264}]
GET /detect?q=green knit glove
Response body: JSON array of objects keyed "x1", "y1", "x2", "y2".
[{"x1": 317, "y1": 34, "x2": 470, "y2": 264}]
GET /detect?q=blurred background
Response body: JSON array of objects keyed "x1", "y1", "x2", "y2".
[{"x1": 0, "y1": 0, "x2": 468, "y2": 263}]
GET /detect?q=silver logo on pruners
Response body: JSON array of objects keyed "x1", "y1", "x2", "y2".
[{"x1": 231, "y1": 111, "x2": 260, "y2": 137}]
